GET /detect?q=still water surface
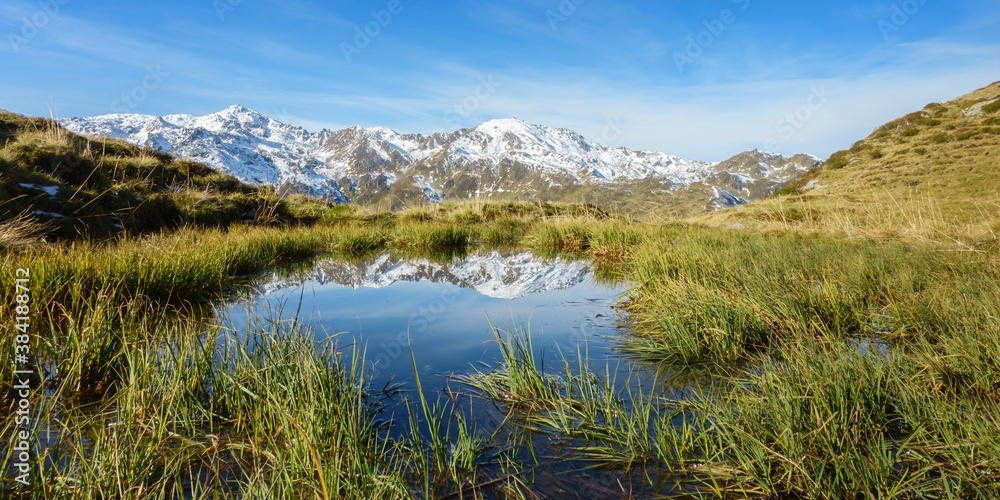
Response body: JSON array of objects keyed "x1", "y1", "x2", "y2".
[{"x1": 227, "y1": 250, "x2": 630, "y2": 402}]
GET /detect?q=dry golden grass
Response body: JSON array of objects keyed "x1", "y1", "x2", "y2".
[
  {"x1": 699, "y1": 81, "x2": 1000, "y2": 243},
  {"x1": 0, "y1": 211, "x2": 51, "y2": 250}
]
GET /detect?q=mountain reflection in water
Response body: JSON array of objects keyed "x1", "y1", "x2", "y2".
[{"x1": 227, "y1": 250, "x2": 628, "y2": 395}]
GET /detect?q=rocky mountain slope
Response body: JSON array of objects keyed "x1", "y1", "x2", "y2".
[{"x1": 61, "y1": 107, "x2": 820, "y2": 214}]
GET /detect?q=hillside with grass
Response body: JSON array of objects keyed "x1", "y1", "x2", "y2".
[
  {"x1": 700, "y1": 81, "x2": 1000, "y2": 241},
  {"x1": 0, "y1": 111, "x2": 350, "y2": 247}
]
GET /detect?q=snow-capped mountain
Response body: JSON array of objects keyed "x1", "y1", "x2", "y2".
[
  {"x1": 60, "y1": 106, "x2": 820, "y2": 212},
  {"x1": 255, "y1": 251, "x2": 593, "y2": 300},
  {"x1": 707, "y1": 149, "x2": 825, "y2": 202},
  {"x1": 62, "y1": 105, "x2": 349, "y2": 202}
]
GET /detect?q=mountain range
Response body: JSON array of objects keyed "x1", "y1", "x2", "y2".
[{"x1": 60, "y1": 106, "x2": 820, "y2": 214}]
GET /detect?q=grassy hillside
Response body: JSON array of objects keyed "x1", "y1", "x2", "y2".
[
  {"x1": 0, "y1": 111, "x2": 347, "y2": 246},
  {"x1": 700, "y1": 81, "x2": 1000, "y2": 242}
]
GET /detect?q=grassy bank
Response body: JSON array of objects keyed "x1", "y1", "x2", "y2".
[{"x1": 492, "y1": 220, "x2": 1000, "y2": 497}]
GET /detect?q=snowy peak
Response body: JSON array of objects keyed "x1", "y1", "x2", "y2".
[
  {"x1": 196, "y1": 106, "x2": 313, "y2": 143},
  {"x1": 475, "y1": 117, "x2": 532, "y2": 130},
  {"x1": 62, "y1": 107, "x2": 348, "y2": 200},
  {"x1": 471, "y1": 117, "x2": 580, "y2": 144},
  {"x1": 317, "y1": 125, "x2": 418, "y2": 178},
  {"x1": 365, "y1": 125, "x2": 402, "y2": 140},
  {"x1": 445, "y1": 117, "x2": 711, "y2": 183},
  {"x1": 465, "y1": 118, "x2": 589, "y2": 155},
  {"x1": 706, "y1": 149, "x2": 821, "y2": 200},
  {"x1": 222, "y1": 104, "x2": 250, "y2": 113},
  {"x1": 715, "y1": 149, "x2": 820, "y2": 176}
]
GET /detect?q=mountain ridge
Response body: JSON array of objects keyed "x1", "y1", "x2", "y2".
[{"x1": 61, "y1": 107, "x2": 821, "y2": 213}]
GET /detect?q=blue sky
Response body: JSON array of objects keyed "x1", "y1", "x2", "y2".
[{"x1": 1, "y1": 0, "x2": 998, "y2": 160}]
